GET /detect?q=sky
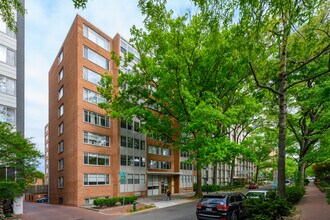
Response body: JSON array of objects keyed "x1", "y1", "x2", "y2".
[{"x1": 25, "y1": 0, "x2": 193, "y2": 171}]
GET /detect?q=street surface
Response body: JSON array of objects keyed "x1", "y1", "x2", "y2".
[
  {"x1": 116, "y1": 200, "x2": 198, "y2": 220},
  {"x1": 19, "y1": 186, "x2": 271, "y2": 220},
  {"x1": 20, "y1": 201, "x2": 121, "y2": 220}
]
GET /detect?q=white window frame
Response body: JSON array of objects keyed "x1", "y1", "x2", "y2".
[
  {"x1": 83, "y1": 46, "x2": 109, "y2": 70},
  {"x1": 83, "y1": 24, "x2": 110, "y2": 51}
]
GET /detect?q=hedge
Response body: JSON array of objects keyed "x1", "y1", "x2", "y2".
[
  {"x1": 285, "y1": 186, "x2": 305, "y2": 205},
  {"x1": 193, "y1": 183, "x2": 245, "y2": 192},
  {"x1": 93, "y1": 195, "x2": 138, "y2": 207}
]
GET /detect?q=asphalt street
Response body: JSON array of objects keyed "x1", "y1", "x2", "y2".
[{"x1": 116, "y1": 200, "x2": 199, "y2": 220}]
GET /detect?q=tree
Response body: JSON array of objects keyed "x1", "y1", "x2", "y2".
[
  {"x1": 242, "y1": 0, "x2": 330, "y2": 197},
  {"x1": 0, "y1": 0, "x2": 25, "y2": 32},
  {"x1": 193, "y1": 0, "x2": 330, "y2": 197},
  {"x1": 287, "y1": 76, "x2": 330, "y2": 185},
  {"x1": 0, "y1": 0, "x2": 88, "y2": 32},
  {"x1": 0, "y1": 122, "x2": 42, "y2": 217},
  {"x1": 99, "y1": 0, "x2": 250, "y2": 197},
  {"x1": 242, "y1": 127, "x2": 277, "y2": 183}
]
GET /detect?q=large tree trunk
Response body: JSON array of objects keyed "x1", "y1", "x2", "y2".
[
  {"x1": 298, "y1": 161, "x2": 306, "y2": 186},
  {"x1": 254, "y1": 166, "x2": 260, "y2": 183},
  {"x1": 195, "y1": 166, "x2": 203, "y2": 198},
  {"x1": 278, "y1": 12, "x2": 289, "y2": 198}
]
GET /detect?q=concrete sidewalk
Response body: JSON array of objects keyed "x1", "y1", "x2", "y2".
[
  {"x1": 137, "y1": 191, "x2": 197, "y2": 208},
  {"x1": 296, "y1": 182, "x2": 330, "y2": 220}
]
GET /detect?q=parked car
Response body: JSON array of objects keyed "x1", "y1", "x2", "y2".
[
  {"x1": 245, "y1": 190, "x2": 268, "y2": 199},
  {"x1": 36, "y1": 195, "x2": 48, "y2": 203},
  {"x1": 196, "y1": 192, "x2": 248, "y2": 220},
  {"x1": 248, "y1": 183, "x2": 259, "y2": 189}
]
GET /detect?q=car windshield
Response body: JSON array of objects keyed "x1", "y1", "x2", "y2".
[
  {"x1": 246, "y1": 192, "x2": 264, "y2": 197},
  {"x1": 200, "y1": 197, "x2": 226, "y2": 205}
]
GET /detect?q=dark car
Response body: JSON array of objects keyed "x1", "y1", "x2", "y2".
[
  {"x1": 36, "y1": 195, "x2": 48, "y2": 203},
  {"x1": 248, "y1": 183, "x2": 259, "y2": 189},
  {"x1": 196, "y1": 192, "x2": 248, "y2": 220}
]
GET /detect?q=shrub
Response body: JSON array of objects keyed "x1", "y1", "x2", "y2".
[
  {"x1": 304, "y1": 179, "x2": 309, "y2": 186},
  {"x1": 202, "y1": 184, "x2": 221, "y2": 192},
  {"x1": 93, "y1": 197, "x2": 118, "y2": 207},
  {"x1": 285, "y1": 186, "x2": 305, "y2": 205},
  {"x1": 243, "y1": 195, "x2": 292, "y2": 220},
  {"x1": 326, "y1": 189, "x2": 330, "y2": 204},
  {"x1": 123, "y1": 196, "x2": 138, "y2": 204}
]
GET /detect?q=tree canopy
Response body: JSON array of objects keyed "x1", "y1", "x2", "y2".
[{"x1": 0, "y1": 122, "x2": 42, "y2": 202}]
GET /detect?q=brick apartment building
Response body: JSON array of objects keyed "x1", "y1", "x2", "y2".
[
  {"x1": 47, "y1": 15, "x2": 254, "y2": 206},
  {"x1": 47, "y1": 15, "x2": 196, "y2": 206}
]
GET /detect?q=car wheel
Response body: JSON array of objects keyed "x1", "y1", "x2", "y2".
[{"x1": 231, "y1": 212, "x2": 238, "y2": 220}]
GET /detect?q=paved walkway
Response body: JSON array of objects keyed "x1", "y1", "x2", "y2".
[{"x1": 296, "y1": 182, "x2": 330, "y2": 220}]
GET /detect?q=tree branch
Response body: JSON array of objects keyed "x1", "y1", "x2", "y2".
[
  {"x1": 249, "y1": 61, "x2": 281, "y2": 95},
  {"x1": 285, "y1": 68, "x2": 330, "y2": 91},
  {"x1": 285, "y1": 44, "x2": 330, "y2": 77}
]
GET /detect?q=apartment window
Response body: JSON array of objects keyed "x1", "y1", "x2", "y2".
[
  {"x1": 58, "y1": 104, "x2": 64, "y2": 117},
  {"x1": 148, "y1": 160, "x2": 171, "y2": 170},
  {"x1": 120, "y1": 38, "x2": 139, "y2": 63},
  {"x1": 162, "y1": 148, "x2": 171, "y2": 156},
  {"x1": 160, "y1": 161, "x2": 171, "y2": 169},
  {"x1": 0, "y1": 75, "x2": 15, "y2": 95},
  {"x1": 0, "y1": 15, "x2": 15, "y2": 37},
  {"x1": 140, "y1": 140, "x2": 146, "y2": 150},
  {"x1": 140, "y1": 174, "x2": 145, "y2": 184},
  {"x1": 134, "y1": 139, "x2": 140, "y2": 149},
  {"x1": 83, "y1": 88, "x2": 106, "y2": 105},
  {"x1": 127, "y1": 137, "x2": 133, "y2": 148},
  {"x1": 58, "y1": 123, "x2": 64, "y2": 135},
  {"x1": 83, "y1": 67, "x2": 102, "y2": 85},
  {"x1": 120, "y1": 119, "x2": 126, "y2": 128},
  {"x1": 84, "y1": 174, "x2": 109, "y2": 186},
  {"x1": 133, "y1": 157, "x2": 140, "y2": 166},
  {"x1": 134, "y1": 174, "x2": 139, "y2": 184},
  {"x1": 83, "y1": 110, "x2": 110, "y2": 127},
  {"x1": 148, "y1": 145, "x2": 158, "y2": 155},
  {"x1": 125, "y1": 156, "x2": 132, "y2": 166},
  {"x1": 58, "y1": 159, "x2": 64, "y2": 171},
  {"x1": 140, "y1": 157, "x2": 146, "y2": 167},
  {"x1": 83, "y1": 46, "x2": 109, "y2": 70},
  {"x1": 58, "y1": 177, "x2": 64, "y2": 188},
  {"x1": 127, "y1": 122, "x2": 132, "y2": 130},
  {"x1": 58, "y1": 69, "x2": 64, "y2": 82},
  {"x1": 0, "y1": 104, "x2": 15, "y2": 125},
  {"x1": 134, "y1": 121, "x2": 139, "y2": 132},
  {"x1": 58, "y1": 87, "x2": 63, "y2": 100},
  {"x1": 127, "y1": 174, "x2": 133, "y2": 184},
  {"x1": 120, "y1": 155, "x2": 127, "y2": 166},
  {"x1": 120, "y1": 136, "x2": 127, "y2": 147},
  {"x1": 148, "y1": 160, "x2": 158, "y2": 169},
  {"x1": 0, "y1": 45, "x2": 15, "y2": 66},
  {"x1": 58, "y1": 50, "x2": 63, "y2": 64},
  {"x1": 83, "y1": 24, "x2": 110, "y2": 51},
  {"x1": 58, "y1": 141, "x2": 64, "y2": 153},
  {"x1": 84, "y1": 153, "x2": 110, "y2": 166},
  {"x1": 83, "y1": 131, "x2": 110, "y2": 147}
]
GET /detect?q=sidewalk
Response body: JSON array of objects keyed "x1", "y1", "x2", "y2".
[
  {"x1": 91, "y1": 191, "x2": 197, "y2": 216},
  {"x1": 296, "y1": 182, "x2": 330, "y2": 220}
]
